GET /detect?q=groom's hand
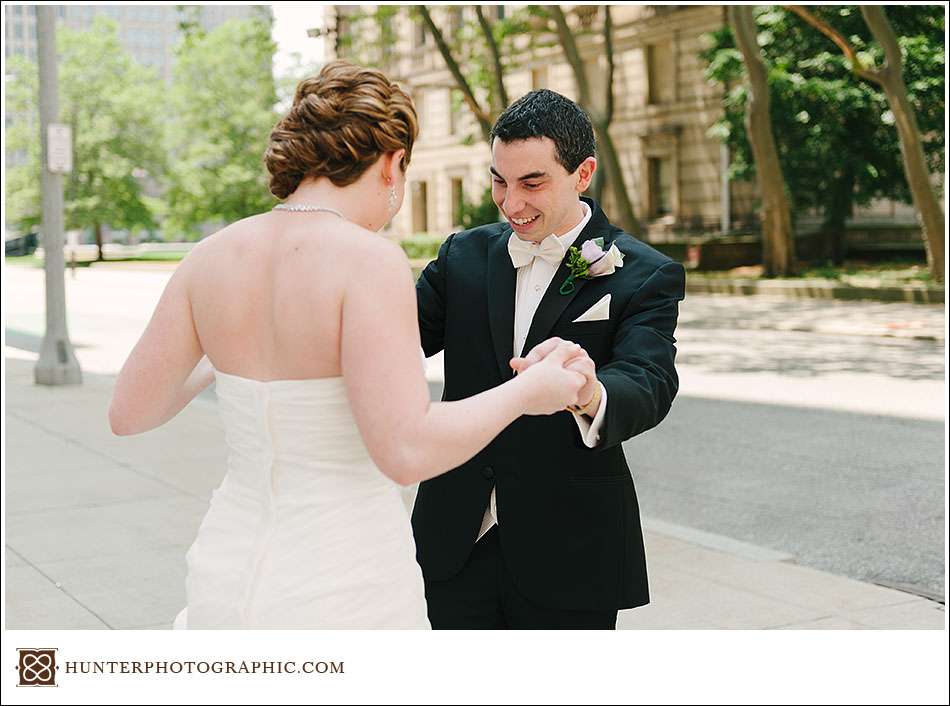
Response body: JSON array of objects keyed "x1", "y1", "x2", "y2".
[
  {"x1": 511, "y1": 337, "x2": 598, "y2": 408},
  {"x1": 564, "y1": 353, "x2": 598, "y2": 410},
  {"x1": 510, "y1": 336, "x2": 567, "y2": 374}
]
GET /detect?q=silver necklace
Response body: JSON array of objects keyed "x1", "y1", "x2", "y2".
[{"x1": 273, "y1": 203, "x2": 345, "y2": 218}]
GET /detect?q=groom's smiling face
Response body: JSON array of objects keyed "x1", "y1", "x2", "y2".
[{"x1": 490, "y1": 136, "x2": 596, "y2": 244}]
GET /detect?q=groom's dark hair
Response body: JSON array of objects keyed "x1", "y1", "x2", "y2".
[{"x1": 490, "y1": 89, "x2": 596, "y2": 174}]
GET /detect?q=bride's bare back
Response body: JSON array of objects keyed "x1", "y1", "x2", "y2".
[{"x1": 189, "y1": 211, "x2": 364, "y2": 381}]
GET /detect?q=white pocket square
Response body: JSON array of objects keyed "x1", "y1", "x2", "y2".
[{"x1": 572, "y1": 294, "x2": 611, "y2": 323}]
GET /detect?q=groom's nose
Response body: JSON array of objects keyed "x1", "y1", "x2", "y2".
[{"x1": 503, "y1": 192, "x2": 526, "y2": 216}]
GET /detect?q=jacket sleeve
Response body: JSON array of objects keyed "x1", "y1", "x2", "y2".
[
  {"x1": 596, "y1": 260, "x2": 686, "y2": 449},
  {"x1": 415, "y1": 233, "x2": 455, "y2": 358}
]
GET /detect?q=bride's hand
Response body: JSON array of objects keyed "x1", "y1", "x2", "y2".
[
  {"x1": 514, "y1": 340, "x2": 587, "y2": 415},
  {"x1": 510, "y1": 336, "x2": 585, "y2": 375}
]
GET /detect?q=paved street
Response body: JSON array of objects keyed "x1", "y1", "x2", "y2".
[{"x1": 629, "y1": 397, "x2": 945, "y2": 600}]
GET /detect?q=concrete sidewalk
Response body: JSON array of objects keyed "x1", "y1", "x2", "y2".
[
  {"x1": 685, "y1": 274, "x2": 944, "y2": 305},
  {"x1": 4, "y1": 355, "x2": 944, "y2": 629}
]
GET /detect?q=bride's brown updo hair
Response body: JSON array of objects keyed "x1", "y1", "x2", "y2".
[{"x1": 265, "y1": 61, "x2": 419, "y2": 199}]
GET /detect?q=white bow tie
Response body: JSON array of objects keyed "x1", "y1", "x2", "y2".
[{"x1": 508, "y1": 234, "x2": 566, "y2": 268}]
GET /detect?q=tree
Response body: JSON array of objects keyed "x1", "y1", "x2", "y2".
[
  {"x1": 787, "y1": 5, "x2": 944, "y2": 281},
  {"x1": 164, "y1": 17, "x2": 278, "y2": 238},
  {"x1": 546, "y1": 5, "x2": 642, "y2": 236},
  {"x1": 727, "y1": 6, "x2": 797, "y2": 276},
  {"x1": 416, "y1": 5, "x2": 519, "y2": 144},
  {"x1": 5, "y1": 19, "x2": 165, "y2": 256},
  {"x1": 703, "y1": 6, "x2": 944, "y2": 271},
  {"x1": 4, "y1": 56, "x2": 42, "y2": 234}
]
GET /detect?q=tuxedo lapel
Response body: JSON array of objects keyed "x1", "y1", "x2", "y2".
[
  {"x1": 520, "y1": 198, "x2": 616, "y2": 357},
  {"x1": 486, "y1": 228, "x2": 517, "y2": 380}
]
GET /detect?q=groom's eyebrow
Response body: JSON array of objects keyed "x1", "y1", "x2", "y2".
[{"x1": 489, "y1": 167, "x2": 548, "y2": 182}]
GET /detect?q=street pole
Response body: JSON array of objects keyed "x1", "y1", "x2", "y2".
[{"x1": 34, "y1": 5, "x2": 81, "y2": 386}]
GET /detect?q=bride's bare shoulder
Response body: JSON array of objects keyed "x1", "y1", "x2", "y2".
[{"x1": 178, "y1": 213, "x2": 409, "y2": 278}]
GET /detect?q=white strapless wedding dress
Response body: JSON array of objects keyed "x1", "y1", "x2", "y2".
[{"x1": 175, "y1": 370, "x2": 430, "y2": 629}]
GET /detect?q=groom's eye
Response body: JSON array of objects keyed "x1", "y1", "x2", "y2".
[{"x1": 524, "y1": 182, "x2": 541, "y2": 189}]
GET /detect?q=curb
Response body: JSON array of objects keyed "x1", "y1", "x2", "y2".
[{"x1": 686, "y1": 277, "x2": 944, "y2": 304}]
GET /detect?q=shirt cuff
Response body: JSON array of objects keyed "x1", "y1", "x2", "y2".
[{"x1": 571, "y1": 382, "x2": 607, "y2": 448}]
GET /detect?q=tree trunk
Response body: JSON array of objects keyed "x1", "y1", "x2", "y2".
[
  {"x1": 474, "y1": 6, "x2": 509, "y2": 117},
  {"x1": 860, "y1": 7, "x2": 944, "y2": 282},
  {"x1": 549, "y1": 6, "x2": 643, "y2": 236},
  {"x1": 593, "y1": 121, "x2": 641, "y2": 235},
  {"x1": 94, "y1": 222, "x2": 104, "y2": 261},
  {"x1": 418, "y1": 6, "x2": 493, "y2": 144},
  {"x1": 823, "y1": 164, "x2": 855, "y2": 265},
  {"x1": 729, "y1": 6, "x2": 797, "y2": 276}
]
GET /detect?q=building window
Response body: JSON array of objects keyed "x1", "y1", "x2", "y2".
[
  {"x1": 412, "y1": 181, "x2": 428, "y2": 233},
  {"x1": 646, "y1": 41, "x2": 674, "y2": 105},
  {"x1": 449, "y1": 6, "x2": 464, "y2": 36},
  {"x1": 451, "y1": 178, "x2": 464, "y2": 227},
  {"x1": 448, "y1": 89, "x2": 461, "y2": 135},
  {"x1": 531, "y1": 66, "x2": 548, "y2": 91},
  {"x1": 413, "y1": 18, "x2": 428, "y2": 48},
  {"x1": 414, "y1": 88, "x2": 426, "y2": 131},
  {"x1": 335, "y1": 14, "x2": 350, "y2": 56},
  {"x1": 648, "y1": 157, "x2": 672, "y2": 217}
]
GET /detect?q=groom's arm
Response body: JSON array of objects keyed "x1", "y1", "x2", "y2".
[
  {"x1": 415, "y1": 233, "x2": 455, "y2": 357},
  {"x1": 596, "y1": 260, "x2": 685, "y2": 450}
]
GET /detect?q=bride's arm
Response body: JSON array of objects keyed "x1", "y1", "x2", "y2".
[
  {"x1": 109, "y1": 255, "x2": 211, "y2": 435},
  {"x1": 341, "y1": 238, "x2": 583, "y2": 487}
]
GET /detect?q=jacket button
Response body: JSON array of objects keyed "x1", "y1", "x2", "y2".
[{"x1": 482, "y1": 466, "x2": 494, "y2": 479}]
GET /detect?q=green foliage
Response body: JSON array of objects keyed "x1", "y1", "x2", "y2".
[
  {"x1": 164, "y1": 18, "x2": 278, "y2": 239},
  {"x1": 701, "y1": 6, "x2": 945, "y2": 228},
  {"x1": 459, "y1": 186, "x2": 500, "y2": 230},
  {"x1": 4, "y1": 56, "x2": 41, "y2": 232},
  {"x1": 564, "y1": 245, "x2": 591, "y2": 279},
  {"x1": 4, "y1": 19, "x2": 165, "y2": 236},
  {"x1": 399, "y1": 234, "x2": 446, "y2": 261}
]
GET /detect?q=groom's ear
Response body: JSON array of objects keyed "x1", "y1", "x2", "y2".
[{"x1": 575, "y1": 157, "x2": 597, "y2": 193}]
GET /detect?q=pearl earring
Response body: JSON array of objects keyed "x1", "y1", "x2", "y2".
[{"x1": 388, "y1": 185, "x2": 398, "y2": 212}]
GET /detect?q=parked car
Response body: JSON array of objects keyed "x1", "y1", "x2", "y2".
[{"x1": 5, "y1": 233, "x2": 38, "y2": 257}]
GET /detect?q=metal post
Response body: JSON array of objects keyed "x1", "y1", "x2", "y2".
[
  {"x1": 720, "y1": 141, "x2": 731, "y2": 235},
  {"x1": 34, "y1": 6, "x2": 81, "y2": 386}
]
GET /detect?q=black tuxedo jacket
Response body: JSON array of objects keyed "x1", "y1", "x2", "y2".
[{"x1": 412, "y1": 197, "x2": 685, "y2": 611}]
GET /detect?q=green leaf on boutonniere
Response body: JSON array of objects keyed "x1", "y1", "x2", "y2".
[{"x1": 560, "y1": 245, "x2": 590, "y2": 295}]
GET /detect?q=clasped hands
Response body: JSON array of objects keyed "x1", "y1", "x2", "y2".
[{"x1": 510, "y1": 337, "x2": 600, "y2": 416}]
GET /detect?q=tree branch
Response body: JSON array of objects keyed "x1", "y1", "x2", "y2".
[
  {"x1": 785, "y1": 5, "x2": 882, "y2": 83},
  {"x1": 730, "y1": 6, "x2": 767, "y2": 86},
  {"x1": 549, "y1": 6, "x2": 594, "y2": 112},
  {"x1": 475, "y1": 6, "x2": 509, "y2": 115},
  {"x1": 860, "y1": 6, "x2": 903, "y2": 80},
  {"x1": 603, "y1": 5, "x2": 614, "y2": 123},
  {"x1": 418, "y1": 6, "x2": 492, "y2": 142}
]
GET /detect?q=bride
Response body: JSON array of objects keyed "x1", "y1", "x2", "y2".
[{"x1": 108, "y1": 61, "x2": 588, "y2": 628}]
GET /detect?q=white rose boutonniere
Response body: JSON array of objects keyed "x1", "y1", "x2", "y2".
[{"x1": 560, "y1": 238, "x2": 624, "y2": 295}]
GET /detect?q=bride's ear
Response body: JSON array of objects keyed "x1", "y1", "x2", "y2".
[{"x1": 382, "y1": 149, "x2": 407, "y2": 183}]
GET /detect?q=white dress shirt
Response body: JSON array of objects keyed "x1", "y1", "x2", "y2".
[{"x1": 476, "y1": 201, "x2": 608, "y2": 542}]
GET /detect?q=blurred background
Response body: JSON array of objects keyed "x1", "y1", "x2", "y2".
[{"x1": 3, "y1": 4, "x2": 945, "y2": 630}]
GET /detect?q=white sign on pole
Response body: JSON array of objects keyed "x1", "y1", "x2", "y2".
[{"x1": 47, "y1": 123, "x2": 73, "y2": 174}]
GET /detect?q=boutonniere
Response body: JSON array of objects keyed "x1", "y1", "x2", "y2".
[{"x1": 559, "y1": 238, "x2": 624, "y2": 295}]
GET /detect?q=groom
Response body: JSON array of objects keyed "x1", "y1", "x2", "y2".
[{"x1": 413, "y1": 89, "x2": 685, "y2": 629}]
